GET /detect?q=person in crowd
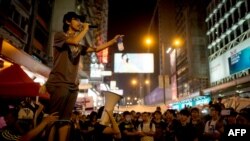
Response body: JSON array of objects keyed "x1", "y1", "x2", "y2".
[
  {"x1": 217, "y1": 97, "x2": 225, "y2": 110},
  {"x1": 189, "y1": 107, "x2": 205, "y2": 141},
  {"x1": 175, "y1": 109, "x2": 195, "y2": 141},
  {"x1": 203, "y1": 104, "x2": 224, "y2": 141},
  {"x1": 151, "y1": 111, "x2": 165, "y2": 141},
  {"x1": 119, "y1": 111, "x2": 140, "y2": 141},
  {"x1": 138, "y1": 112, "x2": 155, "y2": 141},
  {"x1": 236, "y1": 107, "x2": 250, "y2": 126},
  {"x1": 134, "y1": 112, "x2": 142, "y2": 129},
  {"x1": 81, "y1": 111, "x2": 99, "y2": 141},
  {"x1": 156, "y1": 106, "x2": 161, "y2": 112},
  {"x1": 115, "y1": 113, "x2": 123, "y2": 125},
  {"x1": 164, "y1": 109, "x2": 178, "y2": 141},
  {"x1": 38, "y1": 11, "x2": 123, "y2": 141},
  {"x1": 0, "y1": 107, "x2": 58, "y2": 141},
  {"x1": 71, "y1": 111, "x2": 83, "y2": 141},
  {"x1": 94, "y1": 106, "x2": 121, "y2": 141},
  {"x1": 223, "y1": 108, "x2": 237, "y2": 125}
]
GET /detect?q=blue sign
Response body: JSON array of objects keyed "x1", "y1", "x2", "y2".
[
  {"x1": 171, "y1": 96, "x2": 211, "y2": 111},
  {"x1": 228, "y1": 47, "x2": 250, "y2": 75}
]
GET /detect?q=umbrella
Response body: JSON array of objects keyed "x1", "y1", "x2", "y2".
[{"x1": 0, "y1": 64, "x2": 49, "y2": 99}]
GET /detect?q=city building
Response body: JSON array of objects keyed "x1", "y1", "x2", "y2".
[
  {"x1": 203, "y1": 0, "x2": 250, "y2": 99},
  {"x1": 167, "y1": 0, "x2": 211, "y2": 110},
  {"x1": 0, "y1": 0, "x2": 53, "y2": 79}
]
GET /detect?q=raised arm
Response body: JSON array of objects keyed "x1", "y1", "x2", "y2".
[
  {"x1": 19, "y1": 113, "x2": 59, "y2": 141},
  {"x1": 65, "y1": 23, "x2": 89, "y2": 45},
  {"x1": 87, "y1": 35, "x2": 124, "y2": 52}
]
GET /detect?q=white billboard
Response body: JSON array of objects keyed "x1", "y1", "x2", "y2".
[
  {"x1": 209, "y1": 38, "x2": 250, "y2": 83},
  {"x1": 114, "y1": 53, "x2": 154, "y2": 73}
]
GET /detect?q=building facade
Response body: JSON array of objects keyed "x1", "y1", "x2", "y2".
[
  {"x1": 204, "y1": 0, "x2": 250, "y2": 99},
  {"x1": 0, "y1": 0, "x2": 53, "y2": 78},
  {"x1": 174, "y1": 0, "x2": 209, "y2": 98}
]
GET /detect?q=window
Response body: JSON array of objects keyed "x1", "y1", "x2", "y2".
[
  {"x1": 225, "y1": 35, "x2": 229, "y2": 45},
  {"x1": 231, "y1": 0, "x2": 236, "y2": 6},
  {"x1": 242, "y1": 20, "x2": 249, "y2": 31},
  {"x1": 226, "y1": 0, "x2": 231, "y2": 11},
  {"x1": 247, "y1": 0, "x2": 250, "y2": 12},
  {"x1": 233, "y1": 8, "x2": 239, "y2": 23},
  {"x1": 230, "y1": 32, "x2": 235, "y2": 40},
  {"x1": 223, "y1": 19, "x2": 227, "y2": 29},
  {"x1": 236, "y1": 27, "x2": 241, "y2": 37},
  {"x1": 13, "y1": 10, "x2": 20, "y2": 25},
  {"x1": 239, "y1": 2, "x2": 247, "y2": 18},
  {"x1": 228, "y1": 15, "x2": 233, "y2": 28},
  {"x1": 20, "y1": 17, "x2": 28, "y2": 32},
  {"x1": 221, "y1": 4, "x2": 225, "y2": 17}
]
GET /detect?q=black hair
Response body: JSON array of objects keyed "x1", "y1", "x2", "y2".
[
  {"x1": 121, "y1": 53, "x2": 129, "y2": 63},
  {"x1": 89, "y1": 111, "x2": 98, "y2": 121},
  {"x1": 191, "y1": 107, "x2": 200, "y2": 113},
  {"x1": 179, "y1": 109, "x2": 190, "y2": 117},
  {"x1": 165, "y1": 109, "x2": 176, "y2": 117},
  {"x1": 62, "y1": 11, "x2": 86, "y2": 32},
  {"x1": 210, "y1": 103, "x2": 222, "y2": 113},
  {"x1": 97, "y1": 106, "x2": 104, "y2": 119},
  {"x1": 154, "y1": 110, "x2": 162, "y2": 115},
  {"x1": 123, "y1": 111, "x2": 131, "y2": 117}
]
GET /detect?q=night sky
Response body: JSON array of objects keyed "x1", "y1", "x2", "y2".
[{"x1": 107, "y1": 0, "x2": 159, "y2": 98}]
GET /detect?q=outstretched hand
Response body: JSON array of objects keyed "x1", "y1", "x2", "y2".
[
  {"x1": 42, "y1": 112, "x2": 59, "y2": 125},
  {"x1": 112, "y1": 35, "x2": 124, "y2": 43},
  {"x1": 38, "y1": 84, "x2": 47, "y2": 94}
]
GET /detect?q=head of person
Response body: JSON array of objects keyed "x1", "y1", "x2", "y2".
[
  {"x1": 224, "y1": 108, "x2": 237, "y2": 125},
  {"x1": 121, "y1": 53, "x2": 129, "y2": 63},
  {"x1": 236, "y1": 107, "x2": 250, "y2": 125},
  {"x1": 123, "y1": 111, "x2": 132, "y2": 122},
  {"x1": 141, "y1": 112, "x2": 149, "y2": 122},
  {"x1": 130, "y1": 110, "x2": 136, "y2": 118},
  {"x1": 217, "y1": 97, "x2": 222, "y2": 103},
  {"x1": 63, "y1": 11, "x2": 86, "y2": 32},
  {"x1": 179, "y1": 109, "x2": 190, "y2": 124},
  {"x1": 156, "y1": 106, "x2": 161, "y2": 112},
  {"x1": 154, "y1": 110, "x2": 162, "y2": 120},
  {"x1": 97, "y1": 106, "x2": 105, "y2": 119},
  {"x1": 164, "y1": 109, "x2": 176, "y2": 122},
  {"x1": 209, "y1": 104, "x2": 221, "y2": 118},
  {"x1": 191, "y1": 107, "x2": 200, "y2": 120},
  {"x1": 3, "y1": 108, "x2": 18, "y2": 128},
  {"x1": 89, "y1": 111, "x2": 98, "y2": 122}
]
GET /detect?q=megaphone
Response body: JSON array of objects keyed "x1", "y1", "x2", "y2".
[{"x1": 99, "y1": 91, "x2": 123, "y2": 126}]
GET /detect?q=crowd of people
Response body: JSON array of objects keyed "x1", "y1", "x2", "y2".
[{"x1": 1, "y1": 97, "x2": 249, "y2": 141}]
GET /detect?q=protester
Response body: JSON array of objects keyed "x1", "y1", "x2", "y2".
[
  {"x1": 203, "y1": 104, "x2": 224, "y2": 141},
  {"x1": 94, "y1": 106, "x2": 121, "y2": 141},
  {"x1": 119, "y1": 111, "x2": 140, "y2": 141},
  {"x1": 138, "y1": 112, "x2": 155, "y2": 141},
  {"x1": 38, "y1": 11, "x2": 122, "y2": 141}
]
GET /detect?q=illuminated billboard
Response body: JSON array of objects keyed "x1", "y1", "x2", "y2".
[
  {"x1": 114, "y1": 53, "x2": 154, "y2": 73},
  {"x1": 209, "y1": 38, "x2": 250, "y2": 83}
]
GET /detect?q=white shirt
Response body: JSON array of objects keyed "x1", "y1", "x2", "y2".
[{"x1": 138, "y1": 122, "x2": 156, "y2": 141}]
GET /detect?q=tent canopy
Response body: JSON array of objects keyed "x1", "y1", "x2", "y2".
[
  {"x1": 114, "y1": 104, "x2": 167, "y2": 113},
  {"x1": 0, "y1": 64, "x2": 49, "y2": 99}
]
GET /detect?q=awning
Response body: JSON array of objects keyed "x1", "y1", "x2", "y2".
[{"x1": 0, "y1": 64, "x2": 50, "y2": 99}]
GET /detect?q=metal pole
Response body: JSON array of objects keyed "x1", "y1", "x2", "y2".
[{"x1": 162, "y1": 43, "x2": 166, "y2": 104}]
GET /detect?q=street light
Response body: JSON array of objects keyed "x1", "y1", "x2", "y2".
[
  {"x1": 144, "y1": 36, "x2": 154, "y2": 51},
  {"x1": 144, "y1": 79, "x2": 150, "y2": 85},
  {"x1": 172, "y1": 38, "x2": 183, "y2": 48},
  {"x1": 131, "y1": 79, "x2": 138, "y2": 86}
]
